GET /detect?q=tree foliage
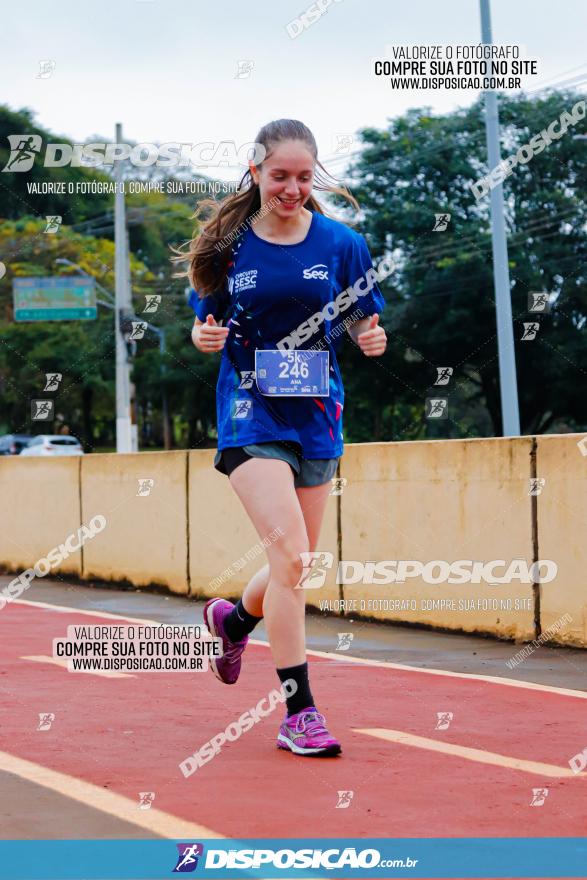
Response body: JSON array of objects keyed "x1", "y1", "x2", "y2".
[
  {"x1": 345, "y1": 91, "x2": 587, "y2": 438},
  {"x1": 1, "y1": 94, "x2": 585, "y2": 450}
]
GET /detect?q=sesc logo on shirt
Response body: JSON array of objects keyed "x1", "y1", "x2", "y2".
[
  {"x1": 190, "y1": 211, "x2": 386, "y2": 463},
  {"x1": 302, "y1": 263, "x2": 329, "y2": 280},
  {"x1": 234, "y1": 268, "x2": 258, "y2": 292}
]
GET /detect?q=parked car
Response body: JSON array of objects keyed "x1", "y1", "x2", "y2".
[
  {"x1": 19, "y1": 435, "x2": 84, "y2": 456},
  {"x1": 0, "y1": 434, "x2": 34, "y2": 455}
]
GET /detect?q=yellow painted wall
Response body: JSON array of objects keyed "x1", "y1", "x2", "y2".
[
  {"x1": 534, "y1": 434, "x2": 587, "y2": 647},
  {"x1": 80, "y1": 451, "x2": 188, "y2": 594},
  {"x1": 1, "y1": 435, "x2": 584, "y2": 647},
  {"x1": 0, "y1": 457, "x2": 82, "y2": 575},
  {"x1": 339, "y1": 438, "x2": 535, "y2": 640}
]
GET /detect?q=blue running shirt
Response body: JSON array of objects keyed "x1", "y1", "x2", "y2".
[{"x1": 188, "y1": 210, "x2": 386, "y2": 459}]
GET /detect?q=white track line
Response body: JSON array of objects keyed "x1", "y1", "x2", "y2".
[
  {"x1": 0, "y1": 750, "x2": 223, "y2": 838},
  {"x1": 298, "y1": 647, "x2": 587, "y2": 699},
  {"x1": 21, "y1": 654, "x2": 135, "y2": 679},
  {"x1": 11, "y1": 598, "x2": 587, "y2": 699},
  {"x1": 356, "y1": 728, "x2": 587, "y2": 778}
]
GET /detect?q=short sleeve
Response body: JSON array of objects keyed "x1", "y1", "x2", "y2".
[
  {"x1": 188, "y1": 287, "x2": 229, "y2": 322},
  {"x1": 343, "y1": 233, "x2": 386, "y2": 319},
  {"x1": 189, "y1": 232, "x2": 245, "y2": 323}
]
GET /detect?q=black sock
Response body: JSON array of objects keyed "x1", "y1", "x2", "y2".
[
  {"x1": 224, "y1": 598, "x2": 262, "y2": 643},
  {"x1": 277, "y1": 662, "x2": 315, "y2": 717}
]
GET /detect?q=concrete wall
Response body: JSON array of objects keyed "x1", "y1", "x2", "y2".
[
  {"x1": 80, "y1": 451, "x2": 189, "y2": 594},
  {"x1": 0, "y1": 456, "x2": 82, "y2": 575},
  {"x1": 339, "y1": 438, "x2": 535, "y2": 640},
  {"x1": 534, "y1": 435, "x2": 587, "y2": 647},
  {"x1": 1, "y1": 433, "x2": 585, "y2": 646}
]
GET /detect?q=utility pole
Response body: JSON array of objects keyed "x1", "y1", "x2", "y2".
[
  {"x1": 126, "y1": 226, "x2": 139, "y2": 452},
  {"x1": 114, "y1": 122, "x2": 133, "y2": 452},
  {"x1": 479, "y1": 0, "x2": 521, "y2": 436},
  {"x1": 157, "y1": 328, "x2": 171, "y2": 450}
]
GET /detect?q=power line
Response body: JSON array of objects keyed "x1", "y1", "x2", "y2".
[
  {"x1": 404, "y1": 225, "x2": 587, "y2": 275},
  {"x1": 525, "y1": 63, "x2": 587, "y2": 91},
  {"x1": 390, "y1": 207, "x2": 586, "y2": 266},
  {"x1": 320, "y1": 78, "x2": 587, "y2": 179},
  {"x1": 382, "y1": 252, "x2": 586, "y2": 302}
]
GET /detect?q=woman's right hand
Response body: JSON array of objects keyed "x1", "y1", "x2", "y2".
[{"x1": 192, "y1": 314, "x2": 230, "y2": 353}]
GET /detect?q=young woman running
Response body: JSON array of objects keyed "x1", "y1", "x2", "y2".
[{"x1": 180, "y1": 119, "x2": 387, "y2": 758}]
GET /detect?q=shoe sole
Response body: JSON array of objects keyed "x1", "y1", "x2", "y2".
[
  {"x1": 277, "y1": 734, "x2": 341, "y2": 757},
  {"x1": 203, "y1": 598, "x2": 231, "y2": 685}
]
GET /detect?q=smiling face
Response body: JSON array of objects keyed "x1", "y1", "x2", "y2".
[{"x1": 249, "y1": 139, "x2": 315, "y2": 219}]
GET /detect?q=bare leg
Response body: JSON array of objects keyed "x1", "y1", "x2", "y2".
[
  {"x1": 240, "y1": 563, "x2": 269, "y2": 618},
  {"x1": 229, "y1": 458, "x2": 315, "y2": 667},
  {"x1": 241, "y1": 481, "x2": 333, "y2": 618}
]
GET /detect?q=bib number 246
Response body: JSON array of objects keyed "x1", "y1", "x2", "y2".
[{"x1": 254, "y1": 350, "x2": 330, "y2": 397}]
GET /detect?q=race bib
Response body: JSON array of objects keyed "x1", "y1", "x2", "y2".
[{"x1": 254, "y1": 350, "x2": 330, "y2": 397}]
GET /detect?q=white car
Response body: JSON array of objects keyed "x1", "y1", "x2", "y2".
[{"x1": 19, "y1": 435, "x2": 84, "y2": 456}]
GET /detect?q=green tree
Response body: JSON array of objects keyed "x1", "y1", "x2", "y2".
[{"x1": 347, "y1": 90, "x2": 587, "y2": 438}]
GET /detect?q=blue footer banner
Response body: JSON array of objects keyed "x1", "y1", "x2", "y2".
[{"x1": 0, "y1": 838, "x2": 585, "y2": 879}]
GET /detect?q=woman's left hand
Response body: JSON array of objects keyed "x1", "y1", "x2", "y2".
[{"x1": 357, "y1": 314, "x2": 387, "y2": 357}]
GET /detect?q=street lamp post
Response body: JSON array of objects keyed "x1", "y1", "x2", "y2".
[
  {"x1": 479, "y1": 0, "x2": 521, "y2": 436},
  {"x1": 114, "y1": 122, "x2": 133, "y2": 452}
]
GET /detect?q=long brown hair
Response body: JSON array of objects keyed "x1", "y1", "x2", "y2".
[{"x1": 170, "y1": 119, "x2": 359, "y2": 297}]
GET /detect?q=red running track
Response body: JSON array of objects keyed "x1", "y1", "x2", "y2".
[{"x1": 0, "y1": 599, "x2": 586, "y2": 874}]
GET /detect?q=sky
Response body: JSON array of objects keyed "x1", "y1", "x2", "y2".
[{"x1": 2, "y1": 0, "x2": 587, "y2": 181}]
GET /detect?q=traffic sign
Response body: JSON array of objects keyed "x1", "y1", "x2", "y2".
[{"x1": 13, "y1": 277, "x2": 97, "y2": 322}]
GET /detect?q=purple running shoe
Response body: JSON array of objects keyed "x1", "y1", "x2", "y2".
[
  {"x1": 203, "y1": 598, "x2": 248, "y2": 685},
  {"x1": 277, "y1": 706, "x2": 342, "y2": 756}
]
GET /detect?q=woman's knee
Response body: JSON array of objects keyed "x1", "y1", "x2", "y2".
[{"x1": 269, "y1": 537, "x2": 310, "y2": 588}]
